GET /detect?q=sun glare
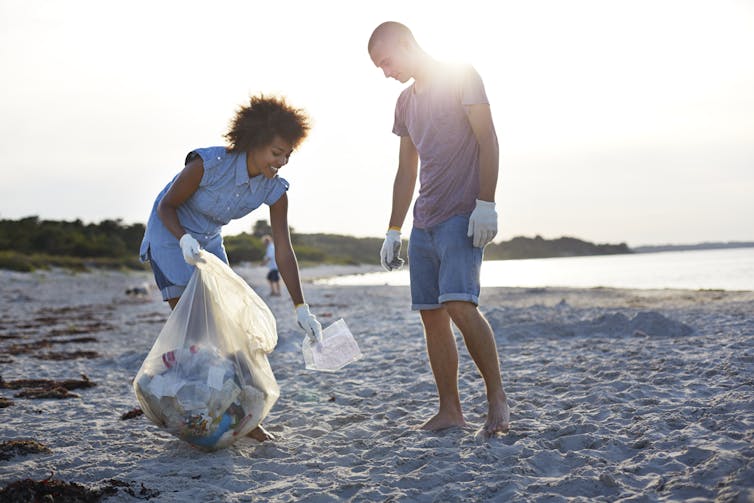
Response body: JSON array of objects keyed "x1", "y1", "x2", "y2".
[{"x1": 410, "y1": 21, "x2": 477, "y2": 63}]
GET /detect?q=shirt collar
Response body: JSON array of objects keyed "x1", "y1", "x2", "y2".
[{"x1": 235, "y1": 152, "x2": 251, "y2": 186}]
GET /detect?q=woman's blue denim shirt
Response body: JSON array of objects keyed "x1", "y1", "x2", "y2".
[{"x1": 139, "y1": 146, "x2": 289, "y2": 286}]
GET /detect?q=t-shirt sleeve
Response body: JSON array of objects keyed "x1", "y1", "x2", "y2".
[
  {"x1": 265, "y1": 177, "x2": 290, "y2": 205},
  {"x1": 460, "y1": 65, "x2": 489, "y2": 106},
  {"x1": 191, "y1": 147, "x2": 227, "y2": 188},
  {"x1": 392, "y1": 89, "x2": 410, "y2": 137}
]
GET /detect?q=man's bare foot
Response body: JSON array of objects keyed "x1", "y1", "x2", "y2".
[
  {"x1": 246, "y1": 424, "x2": 275, "y2": 442},
  {"x1": 483, "y1": 393, "x2": 510, "y2": 436},
  {"x1": 420, "y1": 410, "x2": 467, "y2": 431}
]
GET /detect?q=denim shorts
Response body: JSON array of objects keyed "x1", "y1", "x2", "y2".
[
  {"x1": 408, "y1": 214, "x2": 483, "y2": 310},
  {"x1": 148, "y1": 250, "x2": 186, "y2": 301}
]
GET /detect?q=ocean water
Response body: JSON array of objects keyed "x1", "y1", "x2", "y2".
[{"x1": 320, "y1": 247, "x2": 754, "y2": 291}]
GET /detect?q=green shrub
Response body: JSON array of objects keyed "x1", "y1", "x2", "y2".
[{"x1": 0, "y1": 251, "x2": 33, "y2": 272}]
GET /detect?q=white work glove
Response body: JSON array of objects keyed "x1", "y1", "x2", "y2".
[
  {"x1": 179, "y1": 233, "x2": 201, "y2": 265},
  {"x1": 467, "y1": 199, "x2": 498, "y2": 248},
  {"x1": 296, "y1": 303, "x2": 323, "y2": 344},
  {"x1": 380, "y1": 229, "x2": 404, "y2": 271}
]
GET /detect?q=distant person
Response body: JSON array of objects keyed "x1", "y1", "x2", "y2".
[
  {"x1": 261, "y1": 234, "x2": 281, "y2": 296},
  {"x1": 367, "y1": 21, "x2": 510, "y2": 436},
  {"x1": 139, "y1": 94, "x2": 322, "y2": 441}
]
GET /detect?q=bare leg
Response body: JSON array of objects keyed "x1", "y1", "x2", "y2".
[
  {"x1": 444, "y1": 301, "x2": 509, "y2": 435},
  {"x1": 419, "y1": 308, "x2": 467, "y2": 431}
]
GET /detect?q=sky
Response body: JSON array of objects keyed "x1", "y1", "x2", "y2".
[{"x1": 1, "y1": 0, "x2": 752, "y2": 247}]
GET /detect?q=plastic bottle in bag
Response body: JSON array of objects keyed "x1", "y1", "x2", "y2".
[{"x1": 161, "y1": 345, "x2": 199, "y2": 369}]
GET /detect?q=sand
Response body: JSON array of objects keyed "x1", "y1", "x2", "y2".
[{"x1": 1, "y1": 263, "x2": 753, "y2": 502}]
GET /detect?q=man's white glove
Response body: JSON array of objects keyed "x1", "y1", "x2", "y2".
[
  {"x1": 296, "y1": 303, "x2": 323, "y2": 344},
  {"x1": 467, "y1": 199, "x2": 498, "y2": 248},
  {"x1": 179, "y1": 233, "x2": 201, "y2": 265},
  {"x1": 380, "y1": 229, "x2": 404, "y2": 271}
]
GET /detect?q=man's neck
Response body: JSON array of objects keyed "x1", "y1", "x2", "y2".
[{"x1": 412, "y1": 56, "x2": 440, "y2": 94}]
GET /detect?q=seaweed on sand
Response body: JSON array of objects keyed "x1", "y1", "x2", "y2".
[
  {"x1": 0, "y1": 439, "x2": 52, "y2": 461},
  {"x1": 0, "y1": 374, "x2": 96, "y2": 399},
  {"x1": 0, "y1": 474, "x2": 160, "y2": 502}
]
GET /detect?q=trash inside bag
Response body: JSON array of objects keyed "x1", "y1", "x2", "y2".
[
  {"x1": 133, "y1": 251, "x2": 279, "y2": 450},
  {"x1": 303, "y1": 318, "x2": 362, "y2": 372}
]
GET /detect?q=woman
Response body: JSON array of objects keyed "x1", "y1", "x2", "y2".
[{"x1": 139, "y1": 94, "x2": 321, "y2": 441}]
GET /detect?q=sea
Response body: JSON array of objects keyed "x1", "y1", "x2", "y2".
[{"x1": 319, "y1": 247, "x2": 754, "y2": 291}]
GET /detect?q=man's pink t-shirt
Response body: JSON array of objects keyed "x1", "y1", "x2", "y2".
[{"x1": 392, "y1": 63, "x2": 489, "y2": 229}]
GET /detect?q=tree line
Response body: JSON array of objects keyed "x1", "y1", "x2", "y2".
[{"x1": 0, "y1": 217, "x2": 630, "y2": 272}]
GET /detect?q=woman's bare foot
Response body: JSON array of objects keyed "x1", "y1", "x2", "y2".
[
  {"x1": 420, "y1": 410, "x2": 467, "y2": 431},
  {"x1": 246, "y1": 424, "x2": 275, "y2": 442}
]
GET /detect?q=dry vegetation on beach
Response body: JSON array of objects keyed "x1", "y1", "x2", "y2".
[{"x1": 1, "y1": 265, "x2": 753, "y2": 502}]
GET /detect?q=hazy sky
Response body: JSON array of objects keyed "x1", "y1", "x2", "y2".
[{"x1": 1, "y1": 0, "x2": 752, "y2": 247}]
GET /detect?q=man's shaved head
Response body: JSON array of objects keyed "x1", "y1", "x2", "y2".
[{"x1": 368, "y1": 21, "x2": 417, "y2": 54}]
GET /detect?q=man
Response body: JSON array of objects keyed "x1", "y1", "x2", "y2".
[{"x1": 368, "y1": 21, "x2": 509, "y2": 435}]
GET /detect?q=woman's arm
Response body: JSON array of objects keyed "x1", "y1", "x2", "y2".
[
  {"x1": 156, "y1": 157, "x2": 205, "y2": 239},
  {"x1": 268, "y1": 193, "x2": 305, "y2": 306}
]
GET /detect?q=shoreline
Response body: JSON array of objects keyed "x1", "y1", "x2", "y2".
[{"x1": 3, "y1": 244, "x2": 752, "y2": 292}]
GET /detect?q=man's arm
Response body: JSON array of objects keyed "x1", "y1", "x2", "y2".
[
  {"x1": 465, "y1": 103, "x2": 499, "y2": 201},
  {"x1": 388, "y1": 135, "x2": 419, "y2": 229}
]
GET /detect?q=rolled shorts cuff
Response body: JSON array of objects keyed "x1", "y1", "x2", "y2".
[
  {"x1": 411, "y1": 302, "x2": 443, "y2": 311},
  {"x1": 160, "y1": 284, "x2": 186, "y2": 301},
  {"x1": 438, "y1": 293, "x2": 479, "y2": 305}
]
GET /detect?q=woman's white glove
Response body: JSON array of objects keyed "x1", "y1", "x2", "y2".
[
  {"x1": 296, "y1": 303, "x2": 323, "y2": 344},
  {"x1": 467, "y1": 199, "x2": 498, "y2": 248},
  {"x1": 380, "y1": 229, "x2": 404, "y2": 271},
  {"x1": 179, "y1": 233, "x2": 201, "y2": 265}
]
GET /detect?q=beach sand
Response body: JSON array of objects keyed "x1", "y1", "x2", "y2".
[{"x1": 1, "y1": 264, "x2": 753, "y2": 502}]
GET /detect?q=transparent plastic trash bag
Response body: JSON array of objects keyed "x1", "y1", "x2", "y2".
[
  {"x1": 302, "y1": 318, "x2": 362, "y2": 372},
  {"x1": 133, "y1": 251, "x2": 279, "y2": 450}
]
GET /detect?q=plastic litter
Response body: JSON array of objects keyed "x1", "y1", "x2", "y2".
[
  {"x1": 302, "y1": 318, "x2": 362, "y2": 372},
  {"x1": 133, "y1": 251, "x2": 279, "y2": 450}
]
